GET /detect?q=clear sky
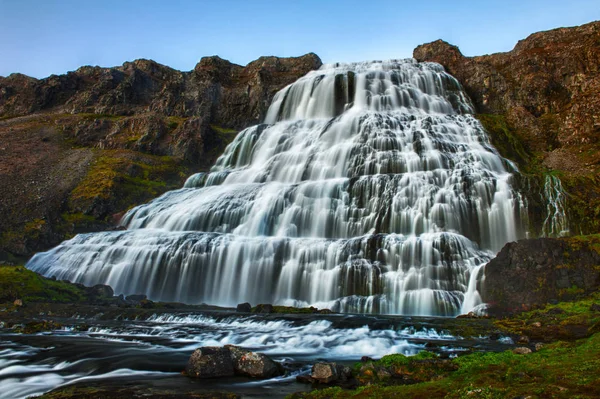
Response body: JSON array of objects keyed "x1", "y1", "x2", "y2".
[{"x1": 1, "y1": 0, "x2": 599, "y2": 78}]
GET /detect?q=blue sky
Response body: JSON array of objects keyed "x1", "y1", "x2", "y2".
[{"x1": 1, "y1": 0, "x2": 599, "y2": 78}]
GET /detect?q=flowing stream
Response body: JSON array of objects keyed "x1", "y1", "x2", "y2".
[
  {"x1": 0, "y1": 311, "x2": 515, "y2": 399},
  {"x1": 26, "y1": 59, "x2": 529, "y2": 316}
]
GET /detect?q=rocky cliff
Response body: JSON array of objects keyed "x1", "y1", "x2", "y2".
[
  {"x1": 0, "y1": 54, "x2": 322, "y2": 260},
  {"x1": 414, "y1": 21, "x2": 600, "y2": 235}
]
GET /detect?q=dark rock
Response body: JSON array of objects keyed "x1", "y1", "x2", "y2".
[
  {"x1": 139, "y1": 299, "x2": 155, "y2": 309},
  {"x1": 86, "y1": 284, "x2": 114, "y2": 299},
  {"x1": 254, "y1": 304, "x2": 274, "y2": 314},
  {"x1": 481, "y1": 237, "x2": 600, "y2": 315},
  {"x1": 361, "y1": 356, "x2": 374, "y2": 362},
  {"x1": 236, "y1": 302, "x2": 251, "y2": 313},
  {"x1": 125, "y1": 294, "x2": 147, "y2": 303},
  {"x1": 310, "y1": 362, "x2": 352, "y2": 384},
  {"x1": 185, "y1": 347, "x2": 235, "y2": 378},
  {"x1": 591, "y1": 303, "x2": 600, "y2": 312},
  {"x1": 226, "y1": 345, "x2": 283, "y2": 378}
]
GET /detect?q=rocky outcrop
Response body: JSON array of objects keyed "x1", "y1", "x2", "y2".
[
  {"x1": 414, "y1": 22, "x2": 600, "y2": 151},
  {"x1": 481, "y1": 236, "x2": 600, "y2": 315},
  {"x1": 0, "y1": 53, "x2": 322, "y2": 129},
  {"x1": 0, "y1": 54, "x2": 321, "y2": 260}
]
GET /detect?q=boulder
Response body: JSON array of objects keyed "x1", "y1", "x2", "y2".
[
  {"x1": 513, "y1": 347, "x2": 533, "y2": 355},
  {"x1": 236, "y1": 302, "x2": 251, "y2": 313},
  {"x1": 226, "y1": 345, "x2": 283, "y2": 378},
  {"x1": 481, "y1": 237, "x2": 600, "y2": 315},
  {"x1": 185, "y1": 347, "x2": 235, "y2": 378},
  {"x1": 310, "y1": 362, "x2": 352, "y2": 384}
]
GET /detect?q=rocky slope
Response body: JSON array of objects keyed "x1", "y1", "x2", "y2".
[
  {"x1": 414, "y1": 21, "x2": 600, "y2": 234},
  {"x1": 0, "y1": 54, "x2": 322, "y2": 260}
]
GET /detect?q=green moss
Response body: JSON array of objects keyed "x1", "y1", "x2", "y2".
[
  {"x1": 476, "y1": 114, "x2": 536, "y2": 171},
  {"x1": 210, "y1": 124, "x2": 238, "y2": 135},
  {"x1": 68, "y1": 149, "x2": 188, "y2": 219},
  {"x1": 0, "y1": 265, "x2": 86, "y2": 303}
]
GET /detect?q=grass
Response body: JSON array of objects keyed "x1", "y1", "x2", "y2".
[{"x1": 0, "y1": 265, "x2": 86, "y2": 303}]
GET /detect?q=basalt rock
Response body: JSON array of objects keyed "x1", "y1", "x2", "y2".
[
  {"x1": 185, "y1": 346, "x2": 235, "y2": 378},
  {"x1": 186, "y1": 345, "x2": 282, "y2": 379},
  {"x1": 226, "y1": 345, "x2": 284, "y2": 378},
  {"x1": 481, "y1": 236, "x2": 600, "y2": 315}
]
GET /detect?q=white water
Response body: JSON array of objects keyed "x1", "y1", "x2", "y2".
[
  {"x1": 27, "y1": 59, "x2": 527, "y2": 316},
  {"x1": 541, "y1": 175, "x2": 569, "y2": 237}
]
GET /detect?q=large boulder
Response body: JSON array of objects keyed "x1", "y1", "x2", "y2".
[
  {"x1": 226, "y1": 345, "x2": 283, "y2": 378},
  {"x1": 185, "y1": 347, "x2": 235, "y2": 378},
  {"x1": 186, "y1": 346, "x2": 282, "y2": 379},
  {"x1": 310, "y1": 362, "x2": 352, "y2": 384},
  {"x1": 481, "y1": 236, "x2": 600, "y2": 315}
]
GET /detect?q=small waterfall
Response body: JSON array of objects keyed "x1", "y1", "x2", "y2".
[
  {"x1": 541, "y1": 175, "x2": 569, "y2": 237},
  {"x1": 27, "y1": 60, "x2": 527, "y2": 316}
]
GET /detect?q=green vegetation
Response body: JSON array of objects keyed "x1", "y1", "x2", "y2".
[
  {"x1": 477, "y1": 114, "x2": 536, "y2": 171},
  {"x1": 67, "y1": 149, "x2": 187, "y2": 220},
  {"x1": 292, "y1": 333, "x2": 600, "y2": 399},
  {"x1": 292, "y1": 292, "x2": 600, "y2": 399},
  {"x1": 0, "y1": 265, "x2": 86, "y2": 303}
]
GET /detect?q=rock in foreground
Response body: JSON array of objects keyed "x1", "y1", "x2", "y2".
[{"x1": 186, "y1": 345, "x2": 283, "y2": 379}]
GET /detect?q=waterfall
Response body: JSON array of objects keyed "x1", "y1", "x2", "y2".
[
  {"x1": 26, "y1": 60, "x2": 527, "y2": 316},
  {"x1": 541, "y1": 175, "x2": 569, "y2": 237}
]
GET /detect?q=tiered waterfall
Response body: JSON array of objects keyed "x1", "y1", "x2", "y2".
[{"x1": 27, "y1": 60, "x2": 528, "y2": 316}]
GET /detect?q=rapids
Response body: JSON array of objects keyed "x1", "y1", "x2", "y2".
[{"x1": 27, "y1": 59, "x2": 529, "y2": 316}]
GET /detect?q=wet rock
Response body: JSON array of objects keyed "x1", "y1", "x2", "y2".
[
  {"x1": 236, "y1": 302, "x2": 251, "y2": 313},
  {"x1": 226, "y1": 345, "x2": 283, "y2": 378},
  {"x1": 254, "y1": 304, "x2": 274, "y2": 314},
  {"x1": 513, "y1": 347, "x2": 533, "y2": 355},
  {"x1": 590, "y1": 303, "x2": 600, "y2": 312},
  {"x1": 86, "y1": 284, "x2": 114, "y2": 300},
  {"x1": 310, "y1": 362, "x2": 352, "y2": 384},
  {"x1": 186, "y1": 347, "x2": 235, "y2": 378}
]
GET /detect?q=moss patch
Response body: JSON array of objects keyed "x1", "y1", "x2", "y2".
[
  {"x1": 68, "y1": 149, "x2": 188, "y2": 220},
  {"x1": 0, "y1": 265, "x2": 86, "y2": 303}
]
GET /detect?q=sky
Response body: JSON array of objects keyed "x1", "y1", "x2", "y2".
[{"x1": 1, "y1": 0, "x2": 599, "y2": 79}]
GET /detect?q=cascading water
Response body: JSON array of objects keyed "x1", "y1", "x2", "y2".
[
  {"x1": 541, "y1": 175, "x2": 569, "y2": 237},
  {"x1": 27, "y1": 60, "x2": 527, "y2": 316}
]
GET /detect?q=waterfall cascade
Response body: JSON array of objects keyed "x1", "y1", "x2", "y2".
[{"x1": 27, "y1": 60, "x2": 529, "y2": 316}]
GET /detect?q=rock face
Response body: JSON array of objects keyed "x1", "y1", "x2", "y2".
[
  {"x1": 310, "y1": 362, "x2": 352, "y2": 384},
  {"x1": 481, "y1": 236, "x2": 600, "y2": 315},
  {"x1": 186, "y1": 345, "x2": 282, "y2": 379},
  {"x1": 414, "y1": 22, "x2": 600, "y2": 151},
  {"x1": 0, "y1": 54, "x2": 321, "y2": 260},
  {"x1": 0, "y1": 54, "x2": 322, "y2": 128}
]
